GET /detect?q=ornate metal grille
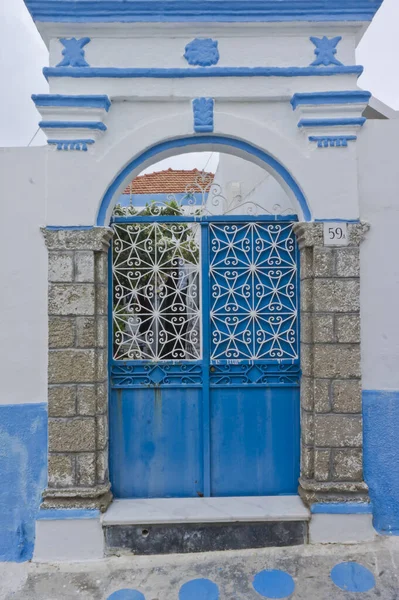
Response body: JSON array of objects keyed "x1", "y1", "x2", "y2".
[
  {"x1": 210, "y1": 223, "x2": 298, "y2": 361},
  {"x1": 112, "y1": 222, "x2": 201, "y2": 361},
  {"x1": 116, "y1": 171, "x2": 295, "y2": 219}
]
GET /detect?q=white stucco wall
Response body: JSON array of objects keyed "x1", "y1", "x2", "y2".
[
  {"x1": 0, "y1": 147, "x2": 48, "y2": 405},
  {"x1": 211, "y1": 154, "x2": 295, "y2": 216},
  {"x1": 358, "y1": 120, "x2": 399, "y2": 391}
]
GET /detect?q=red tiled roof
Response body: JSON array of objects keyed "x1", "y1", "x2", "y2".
[{"x1": 123, "y1": 168, "x2": 215, "y2": 194}]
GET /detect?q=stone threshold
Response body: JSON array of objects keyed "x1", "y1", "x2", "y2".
[{"x1": 102, "y1": 495, "x2": 310, "y2": 526}]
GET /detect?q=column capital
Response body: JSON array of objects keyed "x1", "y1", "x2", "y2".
[
  {"x1": 41, "y1": 227, "x2": 113, "y2": 252},
  {"x1": 293, "y1": 221, "x2": 370, "y2": 250}
]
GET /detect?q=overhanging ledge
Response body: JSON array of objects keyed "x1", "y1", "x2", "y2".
[{"x1": 24, "y1": 0, "x2": 384, "y2": 23}]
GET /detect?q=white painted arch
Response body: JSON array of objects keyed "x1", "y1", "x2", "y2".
[{"x1": 93, "y1": 110, "x2": 314, "y2": 225}]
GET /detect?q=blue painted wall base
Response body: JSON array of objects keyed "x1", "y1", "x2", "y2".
[
  {"x1": 0, "y1": 404, "x2": 47, "y2": 561},
  {"x1": 364, "y1": 390, "x2": 399, "y2": 535}
]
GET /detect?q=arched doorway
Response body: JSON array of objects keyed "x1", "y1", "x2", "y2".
[
  {"x1": 107, "y1": 151, "x2": 301, "y2": 498},
  {"x1": 97, "y1": 135, "x2": 311, "y2": 225}
]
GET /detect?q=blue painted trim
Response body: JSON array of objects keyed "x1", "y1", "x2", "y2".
[
  {"x1": 363, "y1": 389, "x2": 399, "y2": 535},
  {"x1": 0, "y1": 403, "x2": 47, "y2": 561},
  {"x1": 201, "y1": 224, "x2": 211, "y2": 497},
  {"x1": 116, "y1": 192, "x2": 205, "y2": 207},
  {"x1": 0, "y1": 402, "x2": 47, "y2": 409},
  {"x1": 48, "y1": 139, "x2": 95, "y2": 151},
  {"x1": 291, "y1": 90, "x2": 371, "y2": 110},
  {"x1": 40, "y1": 120, "x2": 107, "y2": 131},
  {"x1": 43, "y1": 66, "x2": 364, "y2": 80},
  {"x1": 37, "y1": 509, "x2": 100, "y2": 520},
  {"x1": 311, "y1": 503, "x2": 372, "y2": 515},
  {"x1": 309, "y1": 135, "x2": 357, "y2": 148},
  {"x1": 46, "y1": 225, "x2": 94, "y2": 230},
  {"x1": 111, "y1": 214, "x2": 298, "y2": 224},
  {"x1": 299, "y1": 117, "x2": 366, "y2": 128},
  {"x1": 97, "y1": 136, "x2": 310, "y2": 225},
  {"x1": 314, "y1": 218, "x2": 360, "y2": 223},
  {"x1": 107, "y1": 244, "x2": 114, "y2": 498},
  {"x1": 32, "y1": 94, "x2": 111, "y2": 111},
  {"x1": 24, "y1": 0, "x2": 384, "y2": 23}
]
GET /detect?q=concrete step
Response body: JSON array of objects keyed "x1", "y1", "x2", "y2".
[{"x1": 102, "y1": 496, "x2": 310, "y2": 555}]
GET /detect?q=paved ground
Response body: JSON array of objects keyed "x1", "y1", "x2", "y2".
[{"x1": 2, "y1": 538, "x2": 399, "y2": 599}]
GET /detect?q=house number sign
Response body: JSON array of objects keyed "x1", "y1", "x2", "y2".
[{"x1": 323, "y1": 222, "x2": 349, "y2": 247}]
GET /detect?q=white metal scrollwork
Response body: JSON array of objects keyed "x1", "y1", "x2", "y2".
[{"x1": 112, "y1": 222, "x2": 201, "y2": 361}]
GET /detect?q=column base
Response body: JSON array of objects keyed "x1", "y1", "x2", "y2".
[
  {"x1": 41, "y1": 485, "x2": 112, "y2": 512},
  {"x1": 33, "y1": 509, "x2": 104, "y2": 562},
  {"x1": 299, "y1": 478, "x2": 369, "y2": 506},
  {"x1": 309, "y1": 502, "x2": 376, "y2": 544}
]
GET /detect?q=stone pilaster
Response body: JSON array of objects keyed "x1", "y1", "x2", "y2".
[
  {"x1": 293, "y1": 222, "x2": 369, "y2": 506},
  {"x1": 42, "y1": 227, "x2": 113, "y2": 511}
]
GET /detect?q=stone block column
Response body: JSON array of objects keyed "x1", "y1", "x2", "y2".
[
  {"x1": 41, "y1": 227, "x2": 113, "y2": 511},
  {"x1": 294, "y1": 222, "x2": 369, "y2": 506}
]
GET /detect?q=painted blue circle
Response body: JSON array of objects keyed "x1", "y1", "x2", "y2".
[
  {"x1": 253, "y1": 570, "x2": 295, "y2": 599},
  {"x1": 179, "y1": 578, "x2": 219, "y2": 600},
  {"x1": 331, "y1": 562, "x2": 376, "y2": 593},
  {"x1": 107, "y1": 590, "x2": 145, "y2": 600}
]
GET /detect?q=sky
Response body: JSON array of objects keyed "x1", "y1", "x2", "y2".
[{"x1": 1, "y1": 0, "x2": 398, "y2": 171}]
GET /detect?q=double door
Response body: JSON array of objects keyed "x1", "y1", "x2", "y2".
[{"x1": 109, "y1": 217, "x2": 300, "y2": 498}]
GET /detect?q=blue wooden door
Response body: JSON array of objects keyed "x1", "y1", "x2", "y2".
[{"x1": 109, "y1": 216, "x2": 300, "y2": 498}]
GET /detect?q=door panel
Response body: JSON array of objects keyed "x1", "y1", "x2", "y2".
[
  {"x1": 110, "y1": 386, "x2": 204, "y2": 498},
  {"x1": 210, "y1": 386, "x2": 300, "y2": 497}
]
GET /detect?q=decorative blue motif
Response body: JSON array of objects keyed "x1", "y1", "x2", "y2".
[
  {"x1": 48, "y1": 139, "x2": 95, "y2": 151},
  {"x1": 193, "y1": 98, "x2": 214, "y2": 133},
  {"x1": 310, "y1": 36, "x2": 342, "y2": 66},
  {"x1": 331, "y1": 563, "x2": 376, "y2": 593},
  {"x1": 184, "y1": 38, "x2": 219, "y2": 66},
  {"x1": 210, "y1": 363, "x2": 300, "y2": 387},
  {"x1": 107, "y1": 591, "x2": 145, "y2": 600},
  {"x1": 57, "y1": 37, "x2": 91, "y2": 67},
  {"x1": 179, "y1": 578, "x2": 219, "y2": 600},
  {"x1": 111, "y1": 363, "x2": 203, "y2": 387},
  {"x1": 253, "y1": 570, "x2": 296, "y2": 599},
  {"x1": 309, "y1": 135, "x2": 357, "y2": 148}
]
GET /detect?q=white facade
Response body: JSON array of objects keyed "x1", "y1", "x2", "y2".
[{"x1": 2, "y1": 0, "x2": 399, "y2": 561}]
